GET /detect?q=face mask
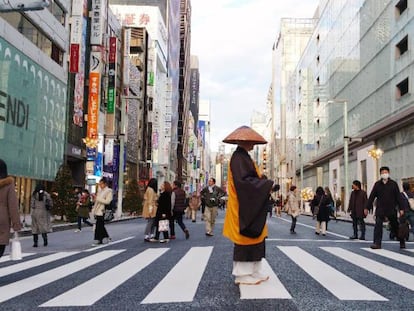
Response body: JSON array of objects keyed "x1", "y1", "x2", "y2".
[{"x1": 381, "y1": 173, "x2": 389, "y2": 180}]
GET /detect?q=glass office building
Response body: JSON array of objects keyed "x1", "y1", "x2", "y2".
[{"x1": 292, "y1": 0, "x2": 414, "y2": 202}]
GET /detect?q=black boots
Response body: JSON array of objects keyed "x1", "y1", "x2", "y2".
[
  {"x1": 33, "y1": 234, "x2": 38, "y2": 247},
  {"x1": 33, "y1": 233, "x2": 48, "y2": 246},
  {"x1": 42, "y1": 233, "x2": 48, "y2": 246}
]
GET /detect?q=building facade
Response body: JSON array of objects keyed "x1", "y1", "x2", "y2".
[{"x1": 287, "y1": 0, "x2": 414, "y2": 208}]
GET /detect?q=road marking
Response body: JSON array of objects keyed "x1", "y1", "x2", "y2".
[
  {"x1": 322, "y1": 247, "x2": 414, "y2": 291},
  {"x1": 363, "y1": 248, "x2": 414, "y2": 266},
  {"x1": 267, "y1": 238, "x2": 372, "y2": 243},
  {"x1": 0, "y1": 250, "x2": 124, "y2": 303},
  {"x1": 141, "y1": 246, "x2": 213, "y2": 304},
  {"x1": 239, "y1": 258, "x2": 292, "y2": 300},
  {"x1": 277, "y1": 217, "x2": 349, "y2": 239},
  {"x1": 0, "y1": 253, "x2": 35, "y2": 263},
  {"x1": 279, "y1": 246, "x2": 387, "y2": 301},
  {"x1": 0, "y1": 252, "x2": 79, "y2": 277},
  {"x1": 42, "y1": 248, "x2": 169, "y2": 307},
  {"x1": 84, "y1": 236, "x2": 134, "y2": 252}
]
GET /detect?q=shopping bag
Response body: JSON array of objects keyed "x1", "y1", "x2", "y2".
[
  {"x1": 10, "y1": 232, "x2": 22, "y2": 261},
  {"x1": 158, "y1": 219, "x2": 170, "y2": 232}
]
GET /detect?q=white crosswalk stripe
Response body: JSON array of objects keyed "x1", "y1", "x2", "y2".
[
  {"x1": 239, "y1": 258, "x2": 292, "y2": 300},
  {"x1": 0, "y1": 250, "x2": 124, "y2": 303},
  {"x1": 0, "y1": 251, "x2": 79, "y2": 277},
  {"x1": 362, "y1": 248, "x2": 414, "y2": 266},
  {"x1": 0, "y1": 252, "x2": 35, "y2": 263},
  {"x1": 42, "y1": 248, "x2": 169, "y2": 307},
  {"x1": 141, "y1": 246, "x2": 213, "y2": 304},
  {"x1": 1, "y1": 245, "x2": 413, "y2": 306},
  {"x1": 278, "y1": 246, "x2": 387, "y2": 301},
  {"x1": 322, "y1": 247, "x2": 414, "y2": 291}
]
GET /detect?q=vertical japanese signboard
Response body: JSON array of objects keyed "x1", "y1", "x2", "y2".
[
  {"x1": 90, "y1": 0, "x2": 103, "y2": 45},
  {"x1": 108, "y1": 37, "x2": 116, "y2": 114}
]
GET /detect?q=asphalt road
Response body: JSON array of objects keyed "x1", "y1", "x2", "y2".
[{"x1": 1, "y1": 211, "x2": 413, "y2": 311}]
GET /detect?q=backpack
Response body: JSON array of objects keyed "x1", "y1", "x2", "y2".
[{"x1": 403, "y1": 192, "x2": 414, "y2": 211}]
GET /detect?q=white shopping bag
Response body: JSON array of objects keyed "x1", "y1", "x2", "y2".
[{"x1": 10, "y1": 232, "x2": 22, "y2": 261}]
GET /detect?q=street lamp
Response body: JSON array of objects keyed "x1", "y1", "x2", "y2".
[
  {"x1": 368, "y1": 147, "x2": 383, "y2": 180},
  {"x1": 327, "y1": 99, "x2": 348, "y2": 212}
]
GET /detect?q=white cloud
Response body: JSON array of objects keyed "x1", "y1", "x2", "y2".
[{"x1": 191, "y1": 0, "x2": 320, "y2": 151}]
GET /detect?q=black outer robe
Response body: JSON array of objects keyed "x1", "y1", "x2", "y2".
[{"x1": 230, "y1": 147, "x2": 273, "y2": 261}]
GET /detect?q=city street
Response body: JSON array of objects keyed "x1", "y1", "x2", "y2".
[{"x1": 0, "y1": 211, "x2": 413, "y2": 311}]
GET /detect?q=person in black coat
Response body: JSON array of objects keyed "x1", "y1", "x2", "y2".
[
  {"x1": 311, "y1": 186, "x2": 331, "y2": 236},
  {"x1": 401, "y1": 182, "x2": 414, "y2": 241},
  {"x1": 364, "y1": 166, "x2": 405, "y2": 249},
  {"x1": 347, "y1": 180, "x2": 368, "y2": 240},
  {"x1": 151, "y1": 181, "x2": 173, "y2": 243}
]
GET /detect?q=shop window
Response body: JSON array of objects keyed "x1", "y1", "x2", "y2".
[
  {"x1": 396, "y1": 35, "x2": 408, "y2": 58},
  {"x1": 396, "y1": 77, "x2": 409, "y2": 99},
  {"x1": 396, "y1": 0, "x2": 408, "y2": 17}
]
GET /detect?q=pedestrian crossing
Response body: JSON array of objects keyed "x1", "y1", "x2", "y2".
[{"x1": 0, "y1": 245, "x2": 413, "y2": 307}]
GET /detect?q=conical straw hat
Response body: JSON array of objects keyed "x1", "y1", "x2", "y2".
[{"x1": 222, "y1": 126, "x2": 267, "y2": 145}]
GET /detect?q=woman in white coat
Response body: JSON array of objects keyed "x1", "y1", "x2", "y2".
[
  {"x1": 286, "y1": 186, "x2": 300, "y2": 234},
  {"x1": 92, "y1": 177, "x2": 112, "y2": 245}
]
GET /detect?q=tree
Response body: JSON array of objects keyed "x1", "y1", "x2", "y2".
[
  {"x1": 52, "y1": 164, "x2": 78, "y2": 222},
  {"x1": 122, "y1": 179, "x2": 143, "y2": 215}
]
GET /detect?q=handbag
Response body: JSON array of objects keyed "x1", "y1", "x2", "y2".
[
  {"x1": 398, "y1": 220, "x2": 409, "y2": 241},
  {"x1": 158, "y1": 219, "x2": 170, "y2": 232},
  {"x1": 10, "y1": 232, "x2": 22, "y2": 261},
  {"x1": 313, "y1": 195, "x2": 324, "y2": 217}
]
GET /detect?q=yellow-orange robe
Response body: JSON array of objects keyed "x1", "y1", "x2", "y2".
[{"x1": 223, "y1": 147, "x2": 273, "y2": 252}]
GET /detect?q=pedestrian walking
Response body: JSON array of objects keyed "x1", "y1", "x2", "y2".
[
  {"x1": 170, "y1": 180, "x2": 190, "y2": 240},
  {"x1": 222, "y1": 126, "x2": 274, "y2": 285},
  {"x1": 91, "y1": 177, "x2": 112, "y2": 246},
  {"x1": 151, "y1": 181, "x2": 172, "y2": 243},
  {"x1": 400, "y1": 182, "x2": 414, "y2": 241},
  {"x1": 270, "y1": 184, "x2": 280, "y2": 217},
  {"x1": 347, "y1": 180, "x2": 367, "y2": 240},
  {"x1": 200, "y1": 178, "x2": 226, "y2": 236},
  {"x1": 364, "y1": 166, "x2": 405, "y2": 249},
  {"x1": 286, "y1": 186, "x2": 300, "y2": 234},
  {"x1": 188, "y1": 191, "x2": 201, "y2": 222},
  {"x1": 311, "y1": 186, "x2": 331, "y2": 236},
  {"x1": 142, "y1": 178, "x2": 158, "y2": 242},
  {"x1": 30, "y1": 183, "x2": 53, "y2": 247},
  {"x1": 0, "y1": 159, "x2": 22, "y2": 258},
  {"x1": 75, "y1": 189, "x2": 93, "y2": 232}
]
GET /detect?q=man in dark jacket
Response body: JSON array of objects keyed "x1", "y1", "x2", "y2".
[
  {"x1": 364, "y1": 166, "x2": 405, "y2": 249},
  {"x1": 170, "y1": 180, "x2": 189, "y2": 240},
  {"x1": 200, "y1": 178, "x2": 226, "y2": 236},
  {"x1": 347, "y1": 180, "x2": 367, "y2": 240}
]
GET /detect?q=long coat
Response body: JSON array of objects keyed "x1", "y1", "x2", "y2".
[
  {"x1": 366, "y1": 178, "x2": 404, "y2": 217},
  {"x1": 31, "y1": 191, "x2": 53, "y2": 234},
  {"x1": 311, "y1": 194, "x2": 331, "y2": 222},
  {"x1": 0, "y1": 177, "x2": 21, "y2": 245},
  {"x1": 348, "y1": 189, "x2": 367, "y2": 218},
  {"x1": 287, "y1": 191, "x2": 300, "y2": 218},
  {"x1": 142, "y1": 187, "x2": 158, "y2": 218}
]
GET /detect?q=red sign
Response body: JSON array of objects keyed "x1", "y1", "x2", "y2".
[
  {"x1": 109, "y1": 37, "x2": 116, "y2": 63},
  {"x1": 69, "y1": 44, "x2": 80, "y2": 73}
]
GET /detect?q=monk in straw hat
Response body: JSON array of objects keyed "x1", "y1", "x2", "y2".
[{"x1": 222, "y1": 126, "x2": 274, "y2": 285}]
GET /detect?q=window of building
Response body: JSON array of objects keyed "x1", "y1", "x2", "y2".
[
  {"x1": 396, "y1": 77, "x2": 409, "y2": 99},
  {"x1": 316, "y1": 55, "x2": 320, "y2": 64},
  {"x1": 396, "y1": 35, "x2": 408, "y2": 58},
  {"x1": 316, "y1": 76, "x2": 320, "y2": 85},
  {"x1": 0, "y1": 12, "x2": 64, "y2": 66},
  {"x1": 48, "y1": 0, "x2": 66, "y2": 25},
  {"x1": 395, "y1": 0, "x2": 408, "y2": 17}
]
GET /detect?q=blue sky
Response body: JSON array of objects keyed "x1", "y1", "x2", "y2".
[{"x1": 190, "y1": 0, "x2": 320, "y2": 152}]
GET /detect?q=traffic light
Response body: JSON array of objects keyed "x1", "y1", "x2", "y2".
[{"x1": 262, "y1": 149, "x2": 267, "y2": 171}]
